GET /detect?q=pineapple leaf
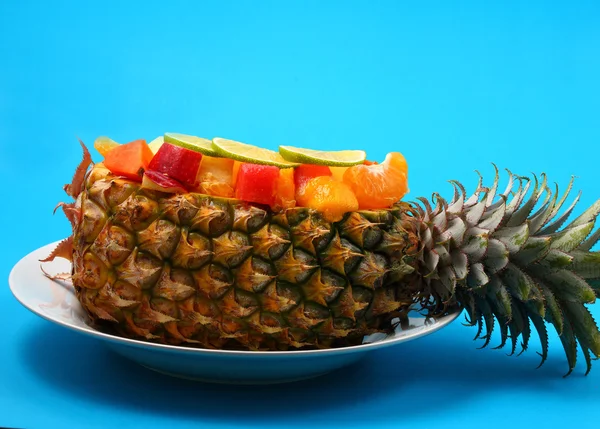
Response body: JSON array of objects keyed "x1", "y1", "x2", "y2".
[
  {"x1": 561, "y1": 301, "x2": 600, "y2": 356},
  {"x1": 478, "y1": 200, "x2": 506, "y2": 231},
  {"x1": 539, "y1": 249, "x2": 574, "y2": 270},
  {"x1": 565, "y1": 198, "x2": 600, "y2": 229},
  {"x1": 451, "y1": 250, "x2": 469, "y2": 281},
  {"x1": 527, "y1": 309, "x2": 549, "y2": 368},
  {"x1": 547, "y1": 176, "x2": 576, "y2": 223},
  {"x1": 579, "y1": 228, "x2": 600, "y2": 252},
  {"x1": 514, "y1": 236, "x2": 552, "y2": 266},
  {"x1": 530, "y1": 266, "x2": 596, "y2": 304},
  {"x1": 507, "y1": 300, "x2": 526, "y2": 356},
  {"x1": 467, "y1": 263, "x2": 489, "y2": 288},
  {"x1": 528, "y1": 185, "x2": 555, "y2": 233},
  {"x1": 441, "y1": 217, "x2": 467, "y2": 246},
  {"x1": 447, "y1": 181, "x2": 466, "y2": 215},
  {"x1": 461, "y1": 227, "x2": 489, "y2": 262},
  {"x1": 537, "y1": 280, "x2": 564, "y2": 335},
  {"x1": 570, "y1": 250, "x2": 600, "y2": 279},
  {"x1": 501, "y1": 263, "x2": 535, "y2": 301},
  {"x1": 549, "y1": 221, "x2": 595, "y2": 253},
  {"x1": 539, "y1": 191, "x2": 582, "y2": 235},
  {"x1": 474, "y1": 294, "x2": 495, "y2": 348},
  {"x1": 465, "y1": 201, "x2": 487, "y2": 226},
  {"x1": 558, "y1": 320, "x2": 578, "y2": 377},
  {"x1": 505, "y1": 176, "x2": 531, "y2": 220},
  {"x1": 507, "y1": 173, "x2": 546, "y2": 227},
  {"x1": 493, "y1": 222, "x2": 530, "y2": 254},
  {"x1": 444, "y1": 169, "x2": 600, "y2": 375},
  {"x1": 483, "y1": 238, "x2": 509, "y2": 274},
  {"x1": 485, "y1": 164, "x2": 500, "y2": 207}
]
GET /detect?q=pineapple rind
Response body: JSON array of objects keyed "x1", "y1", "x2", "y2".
[{"x1": 51, "y1": 153, "x2": 600, "y2": 376}]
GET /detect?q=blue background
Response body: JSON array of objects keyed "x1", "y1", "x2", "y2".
[{"x1": 1, "y1": 0, "x2": 599, "y2": 428}]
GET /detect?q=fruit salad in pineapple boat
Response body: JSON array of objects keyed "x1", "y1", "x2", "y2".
[{"x1": 45, "y1": 133, "x2": 600, "y2": 376}]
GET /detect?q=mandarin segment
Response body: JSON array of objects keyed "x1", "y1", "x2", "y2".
[{"x1": 343, "y1": 152, "x2": 408, "y2": 209}]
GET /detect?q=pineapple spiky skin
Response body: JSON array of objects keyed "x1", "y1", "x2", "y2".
[
  {"x1": 51, "y1": 149, "x2": 600, "y2": 375},
  {"x1": 70, "y1": 164, "x2": 424, "y2": 350}
]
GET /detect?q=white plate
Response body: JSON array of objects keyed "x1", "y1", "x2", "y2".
[{"x1": 9, "y1": 241, "x2": 460, "y2": 384}]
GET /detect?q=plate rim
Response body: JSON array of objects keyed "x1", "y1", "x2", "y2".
[{"x1": 9, "y1": 240, "x2": 461, "y2": 358}]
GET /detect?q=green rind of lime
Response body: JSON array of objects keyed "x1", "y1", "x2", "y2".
[
  {"x1": 278, "y1": 145, "x2": 367, "y2": 166},
  {"x1": 164, "y1": 132, "x2": 219, "y2": 156},
  {"x1": 212, "y1": 137, "x2": 300, "y2": 168}
]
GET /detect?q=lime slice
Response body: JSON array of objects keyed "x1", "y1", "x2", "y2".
[
  {"x1": 279, "y1": 145, "x2": 366, "y2": 166},
  {"x1": 148, "y1": 136, "x2": 164, "y2": 154},
  {"x1": 212, "y1": 137, "x2": 300, "y2": 168},
  {"x1": 164, "y1": 132, "x2": 219, "y2": 156}
]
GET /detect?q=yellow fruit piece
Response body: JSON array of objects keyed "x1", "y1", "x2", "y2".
[
  {"x1": 232, "y1": 161, "x2": 242, "y2": 187},
  {"x1": 197, "y1": 156, "x2": 235, "y2": 197},
  {"x1": 148, "y1": 136, "x2": 164, "y2": 154},
  {"x1": 273, "y1": 167, "x2": 296, "y2": 210},
  {"x1": 329, "y1": 166, "x2": 349, "y2": 182},
  {"x1": 94, "y1": 136, "x2": 119, "y2": 157},
  {"x1": 297, "y1": 176, "x2": 359, "y2": 222}
]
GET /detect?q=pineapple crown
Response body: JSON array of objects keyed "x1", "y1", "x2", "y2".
[{"x1": 409, "y1": 165, "x2": 600, "y2": 376}]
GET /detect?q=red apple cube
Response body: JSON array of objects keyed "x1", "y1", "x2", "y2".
[
  {"x1": 294, "y1": 164, "x2": 332, "y2": 192},
  {"x1": 234, "y1": 163, "x2": 280, "y2": 206},
  {"x1": 148, "y1": 143, "x2": 202, "y2": 187},
  {"x1": 142, "y1": 170, "x2": 187, "y2": 194}
]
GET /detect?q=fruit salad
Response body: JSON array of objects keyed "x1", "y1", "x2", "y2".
[{"x1": 94, "y1": 133, "x2": 409, "y2": 222}]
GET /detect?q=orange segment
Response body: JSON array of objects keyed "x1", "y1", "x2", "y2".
[
  {"x1": 297, "y1": 176, "x2": 359, "y2": 222},
  {"x1": 343, "y1": 152, "x2": 408, "y2": 209}
]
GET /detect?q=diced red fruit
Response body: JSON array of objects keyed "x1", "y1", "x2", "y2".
[
  {"x1": 197, "y1": 156, "x2": 235, "y2": 197},
  {"x1": 142, "y1": 170, "x2": 187, "y2": 193},
  {"x1": 234, "y1": 163, "x2": 280, "y2": 206},
  {"x1": 293, "y1": 164, "x2": 332, "y2": 192},
  {"x1": 103, "y1": 139, "x2": 154, "y2": 181},
  {"x1": 273, "y1": 168, "x2": 296, "y2": 210},
  {"x1": 148, "y1": 143, "x2": 203, "y2": 188}
]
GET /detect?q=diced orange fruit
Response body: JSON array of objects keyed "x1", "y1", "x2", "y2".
[
  {"x1": 297, "y1": 176, "x2": 359, "y2": 222},
  {"x1": 329, "y1": 166, "x2": 348, "y2": 182},
  {"x1": 103, "y1": 139, "x2": 154, "y2": 182},
  {"x1": 293, "y1": 164, "x2": 332, "y2": 194},
  {"x1": 273, "y1": 167, "x2": 296, "y2": 210},
  {"x1": 197, "y1": 156, "x2": 235, "y2": 197},
  {"x1": 232, "y1": 160, "x2": 242, "y2": 187},
  {"x1": 342, "y1": 152, "x2": 408, "y2": 209}
]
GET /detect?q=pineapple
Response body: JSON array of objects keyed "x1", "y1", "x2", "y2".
[{"x1": 45, "y1": 141, "x2": 600, "y2": 376}]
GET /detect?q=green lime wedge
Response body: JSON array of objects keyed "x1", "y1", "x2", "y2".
[
  {"x1": 278, "y1": 145, "x2": 366, "y2": 166},
  {"x1": 164, "y1": 132, "x2": 219, "y2": 156},
  {"x1": 212, "y1": 137, "x2": 300, "y2": 168}
]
